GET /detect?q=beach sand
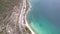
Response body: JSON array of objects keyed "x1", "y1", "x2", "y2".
[
  {"x1": 23, "y1": 0, "x2": 37, "y2": 34},
  {"x1": 20, "y1": 0, "x2": 36, "y2": 34}
]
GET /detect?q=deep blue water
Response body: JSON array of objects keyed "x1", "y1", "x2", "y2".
[{"x1": 27, "y1": 0, "x2": 60, "y2": 34}]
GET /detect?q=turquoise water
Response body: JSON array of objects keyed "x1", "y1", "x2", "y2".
[{"x1": 27, "y1": 0, "x2": 60, "y2": 34}]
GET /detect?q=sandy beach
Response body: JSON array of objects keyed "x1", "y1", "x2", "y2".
[
  {"x1": 19, "y1": 0, "x2": 36, "y2": 34},
  {"x1": 25, "y1": 0, "x2": 36, "y2": 34}
]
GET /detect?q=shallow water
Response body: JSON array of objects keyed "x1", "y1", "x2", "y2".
[{"x1": 27, "y1": 0, "x2": 60, "y2": 34}]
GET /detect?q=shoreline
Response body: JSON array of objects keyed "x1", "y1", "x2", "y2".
[
  {"x1": 24, "y1": 0, "x2": 37, "y2": 34},
  {"x1": 18, "y1": 0, "x2": 36, "y2": 34}
]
